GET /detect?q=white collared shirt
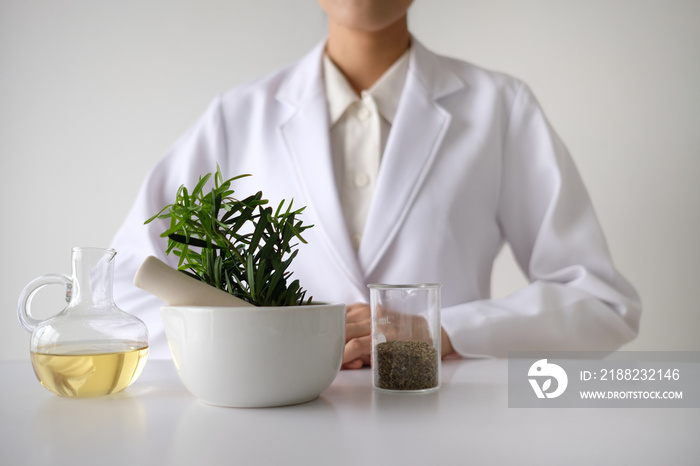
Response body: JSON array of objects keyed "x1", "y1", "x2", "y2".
[{"x1": 323, "y1": 49, "x2": 410, "y2": 250}]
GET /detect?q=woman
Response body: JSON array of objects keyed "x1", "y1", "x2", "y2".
[{"x1": 111, "y1": 0, "x2": 641, "y2": 365}]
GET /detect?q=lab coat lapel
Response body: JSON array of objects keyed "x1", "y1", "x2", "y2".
[
  {"x1": 276, "y1": 42, "x2": 366, "y2": 294},
  {"x1": 359, "y1": 40, "x2": 465, "y2": 276}
]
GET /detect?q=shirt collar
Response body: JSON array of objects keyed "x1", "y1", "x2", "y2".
[{"x1": 323, "y1": 48, "x2": 410, "y2": 126}]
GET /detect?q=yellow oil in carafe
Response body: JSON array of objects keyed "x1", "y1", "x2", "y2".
[{"x1": 30, "y1": 341, "x2": 148, "y2": 397}]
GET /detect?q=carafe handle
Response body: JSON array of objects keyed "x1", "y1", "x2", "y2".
[{"x1": 17, "y1": 273, "x2": 72, "y2": 332}]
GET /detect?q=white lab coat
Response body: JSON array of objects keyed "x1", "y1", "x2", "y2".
[{"x1": 111, "y1": 39, "x2": 641, "y2": 359}]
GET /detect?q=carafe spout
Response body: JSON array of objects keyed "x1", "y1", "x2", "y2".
[{"x1": 70, "y1": 247, "x2": 117, "y2": 310}]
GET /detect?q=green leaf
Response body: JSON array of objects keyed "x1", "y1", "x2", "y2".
[{"x1": 146, "y1": 170, "x2": 313, "y2": 306}]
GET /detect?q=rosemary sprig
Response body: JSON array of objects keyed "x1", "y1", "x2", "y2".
[{"x1": 145, "y1": 165, "x2": 313, "y2": 306}]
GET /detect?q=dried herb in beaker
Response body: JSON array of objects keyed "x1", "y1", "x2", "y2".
[{"x1": 375, "y1": 340, "x2": 438, "y2": 391}]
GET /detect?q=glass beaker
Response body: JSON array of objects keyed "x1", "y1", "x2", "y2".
[
  {"x1": 17, "y1": 247, "x2": 149, "y2": 397},
  {"x1": 369, "y1": 283, "x2": 442, "y2": 393}
]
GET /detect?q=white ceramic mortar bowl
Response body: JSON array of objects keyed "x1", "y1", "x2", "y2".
[{"x1": 160, "y1": 303, "x2": 346, "y2": 407}]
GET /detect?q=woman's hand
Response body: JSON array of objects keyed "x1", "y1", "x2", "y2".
[
  {"x1": 341, "y1": 302, "x2": 456, "y2": 370},
  {"x1": 342, "y1": 303, "x2": 372, "y2": 370}
]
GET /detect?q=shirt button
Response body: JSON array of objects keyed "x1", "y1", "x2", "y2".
[
  {"x1": 357, "y1": 105, "x2": 371, "y2": 121},
  {"x1": 352, "y1": 233, "x2": 362, "y2": 249},
  {"x1": 354, "y1": 173, "x2": 370, "y2": 188}
]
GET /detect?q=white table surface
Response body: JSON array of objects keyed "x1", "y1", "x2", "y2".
[{"x1": 1, "y1": 358, "x2": 698, "y2": 466}]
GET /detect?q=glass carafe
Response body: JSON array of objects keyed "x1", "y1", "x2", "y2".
[{"x1": 18, "y1": 247, "x2": 148, "y2": 397}]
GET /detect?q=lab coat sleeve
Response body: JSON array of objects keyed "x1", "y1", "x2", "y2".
[
  {"x1": 440, "y1": 83, "x2": 641, "y2": 358},
  {"x1": 110, "y1": 97, "x2": 229, "y2": 358}
]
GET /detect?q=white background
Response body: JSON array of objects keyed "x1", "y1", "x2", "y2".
[{"x1": 2, "y1": 0, "x2": 698, "y2": 360}]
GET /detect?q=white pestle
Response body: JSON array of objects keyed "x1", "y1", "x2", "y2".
[{"x1": 133, "y1": 255, "x2": 255, "y2": 307}]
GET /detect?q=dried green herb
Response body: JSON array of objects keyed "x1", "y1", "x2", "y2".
[
  {"x1": 376, "y1": 340, "x2": 439, "y2": 391},
  {"x1": 145, "y1": 165, "x2": 313, "y2": 306}
]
